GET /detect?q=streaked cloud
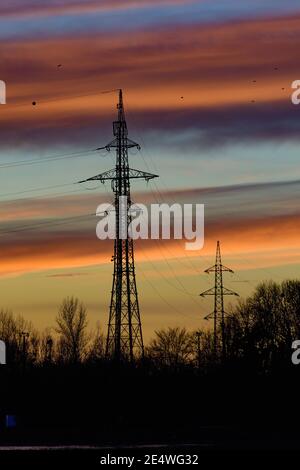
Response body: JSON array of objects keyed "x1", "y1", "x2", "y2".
[
  {"x1": 1, "y1": 14, "x2": 300, "y2": 151},
  {"x1": 0, "y1": 1, "x2": 298, "y2": 332},
  {"x1": 0, "y1": 0, "x2": 299, "y2": 42},
  {"x1": 46, "y1": 272, "x2": 91, "y2": 278},
  {"x1": 0, "y1": 179, "x2": 298, "y2": 277},
  {"x1": 0, "y1": 0, "x2": 196, "y2": 18}
]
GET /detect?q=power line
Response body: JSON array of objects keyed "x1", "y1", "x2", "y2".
[
  {"x1": 0, "y1": 179, "x2": 104, "y2": 200},
  {"x1": 0, "y1": 182, "x2": 74, "y2": 199},
  {"x1": 5, "y1": 88, "x2": 121, "y2": 109},
  {"x1": 130, "y1": 121, "x2": 271, "y2": 290},
  {"x1": 137, "y1": 264, "x2": 192, "y2": 320},
  {"x1": 0, "y1": 187, "x2": 88, "y2": 204},
  {"x1": 0, "y1": 212, "x2": 95, "y2": 236},
  {"x1": 125, "y1": 105, "x2": 211, "y2": 279},
  {"x1": 136, "y1": 240, "x2": 206, "y2": 317},
  {"x1": 0, "y1": 148, "x2": 104, "y2": 169},
  {"x1": 135, "y1": 117, "x2": 285, "y2": 288}
]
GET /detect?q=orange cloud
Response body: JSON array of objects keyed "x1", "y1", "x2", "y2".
[
  {"x1": 0, "y1": 0, "x2": 195, "y2": 18},
  {"x1": 0, "y1": 179, "x2": 298, "y2": 277},
  {"x1": 0, "y1": 210, "x2": 298, "y2": 277},
  {"x1": 0, "y1": 13, "x2": 299, "y2": 152},
  {"x1": 2, "y1": 14, "x2": 299, "y2": 113}
]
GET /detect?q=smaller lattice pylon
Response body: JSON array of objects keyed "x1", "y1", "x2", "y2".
[{"x1": 200, "y1": 241, "x2": 239, "y2": 358}]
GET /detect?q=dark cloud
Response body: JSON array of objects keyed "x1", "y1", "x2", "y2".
[
  {"x1": 0, "y1": 0, "x2": 189, "y2": 18},
  {"x1": 1, "y1": 12, "x2": 300, "y2": 150},
  {"x1": 46, "y1": 272, "x2": 91, "y2": 278},
  {"x1": 0, "y1": 100, "x2": 299, "y2": 151}
]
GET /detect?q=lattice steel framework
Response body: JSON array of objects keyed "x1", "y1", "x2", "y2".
[
  {"x1": 200, "y1": 241, "x2": 238, "y2": 358},
  {"x1": 79, "y1": 89, "x2": 158, "y2": 361}
]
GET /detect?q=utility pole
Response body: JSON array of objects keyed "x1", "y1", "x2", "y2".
[
  {"x1": 200, "y1": 241, "x2": 238, "y2": 359},
  {"x1": 195, "y1": 330, "x2": 202, "y2": 369},
  {"x1": 45, "y1": 336, "x2": 53, "y2": 363},
  {"x1": 79, "y1": 89, "x2": 158, "y2": 362},
  {"x1": 20, "y1": 331, "x2": 29, "y2": 368}
]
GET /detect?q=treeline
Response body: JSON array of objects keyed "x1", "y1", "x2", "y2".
[
  {"x1": 1, "y1": 279, "x2": 299, "y2": 372},
  {"x1": 0, "y1": 279, "x2": 299, "y2": 441},
  {"x1": 0, "y1": 297, "x2": 105, "y2": 365}
]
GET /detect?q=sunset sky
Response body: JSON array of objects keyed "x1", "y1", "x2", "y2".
[{"x1": 0, "y1": 0, "x2": 299, "y2": 341}]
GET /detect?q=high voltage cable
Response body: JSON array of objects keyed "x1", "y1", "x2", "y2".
[
  {"x1": 0, "y1": 149, "x2": 109, "y2": 200},
  {"x1": 126, "y1": 106, "x2": 258, "y2": 289},
  {"x1": 136, "y1": 240, "x2": 206, "y2": 317},
  {"x1": 0, "y1": 187, "x2": 94, "y2": 205},
  {"x1": 0, "y1": 179, "x2": 101, "y2": 199},
  {"x1": 0, "y1": 182, "x2": 74, "y2": 199},
  {"x1": 0, "y1": 147, "x2": 108, "y2": 170},
  {"x1": 126, "y1": 105, "x2": 208, "y2": 277},
  {"x1": 137, "y1": 265, "x2": 192, "y2": 320},
  {"x1": 1, "y1": 91, "x2": 263, "y2": 290},
  {"x1": 0, "y1": 212, "x2": 96, "y2": 235},
  {"x1": 125, "y1": 125, "x2": 210, "y2": 290},
  {"x1": 128, "y1": 107, "x2": 273, "y2": 287},
  {"x1": 136, "y1": 241, "x2": 198, "y2": 318},
  {"x1": 5, "y1": 88, "x2": 121, "y2": 109}
]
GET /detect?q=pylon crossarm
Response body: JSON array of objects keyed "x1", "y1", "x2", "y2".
[
  {"x1": 204, "y1": 265, "x2": 216, "y2": 273},
  {"x1": 77, "y1": 168, "x2": 116, "y2": 183},
  {"x1": 221, "y1": 264, "x2": 234, "y2": 273},
  {"x1": 205, "y1": 310, "x2": 230, "y2": 322},
  {"x1": 78, "y1": 168, "x2": 158, "y2": 184},
  {"x1": 105, "y1": 137, "x2": 141, "y2": 150},
  {"x1": 200, "y1": 287, "x2": 215, "y2": 297},
  {"x1": 204, "y1": 312, "x2": 214, "y2": 320},
  {"x1": 204, "y1": 264, "x2": 234, "y2": 273},
  {"x1": 127, "y1": 168, "x2": 159, "y2": 181},
  {"x1": 222, "y1": 287, "x2": 239, "y2": 296}
]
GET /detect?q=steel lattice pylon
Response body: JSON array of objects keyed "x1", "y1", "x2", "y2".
[
  {"x1": 79, "y1": 89, "x2": 158, "y2": 361},
  {"x1": 200, "y1": 241, "x2": 239, "y2": 358},
  {"x1": 80, "y1": 90, "x2": 158, "y2": 361}
]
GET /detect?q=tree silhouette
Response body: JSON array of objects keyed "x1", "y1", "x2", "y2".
[
  {"x1": 190, "y1": 329, "x2": 215, "y2": 367},
  {"x1": 147, "y1": 327, "x2": 193, "y2": 368},
  {"x1": 225, "y1": 280, "x2": 300, "y2": 370},
  {"x1": 87, "y1": 322, "x2": 105, "y2": 362},
  {"x1": 0, "y1": 309, "x2": 38, "y2": 365},
  {"x1": 55, "y1": 297, "x2": 88, "y2": 364}
]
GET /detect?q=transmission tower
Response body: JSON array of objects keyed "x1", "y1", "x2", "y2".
[
  {"x1": 79, "y1": 89, "x2": 158, "y2": 361},
  {"x1": 200, "y1": 241, "x2": 238, "y2": 358}
]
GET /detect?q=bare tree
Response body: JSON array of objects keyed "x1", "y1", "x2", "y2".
[
  {"x1": 147, "y1": 327, "x2": 193, "y2": 368},
  {"x1": 39, "y1": 329, "x2": 56, "y2": 364},
  {"x1": 87, "y1": 322, "x2": 105, "y2": 362},
  {"x1": 0, "y1": 309, "x2": 39, "y2": 364},
  {"x1": 190, "y1": 329, "x2": 215, "y2": 367},
  {"x1": 55, "y1": 297, "x2": 88, "y2": 363},
  {"x1": 225, "y1": 280, "x2": 300, "y2": 370}
]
